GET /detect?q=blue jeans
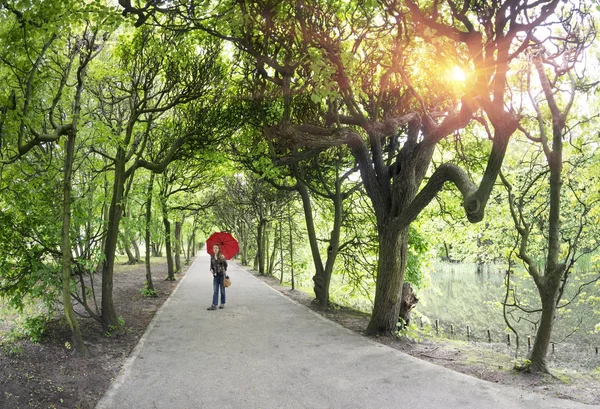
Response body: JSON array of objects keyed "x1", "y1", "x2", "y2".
[{"x1": 212, "y1": 275, "x2": 226, "y2": 306}]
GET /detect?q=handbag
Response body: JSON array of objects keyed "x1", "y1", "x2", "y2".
[{"x1": 223, "y1": 276, "x2": 231, "y2": 288}]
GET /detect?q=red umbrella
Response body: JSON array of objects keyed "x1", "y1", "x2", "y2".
[{"x1": 206, "y1": 232, "x2": 239, "y2": 260}]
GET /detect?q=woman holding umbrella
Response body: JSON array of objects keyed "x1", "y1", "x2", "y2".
[
  {"x1": 206, "y1": 232, "x2": 238, "y2": 310},
  {"x1": 208, "y1": 243, "x2": 228, "y2": 310}
]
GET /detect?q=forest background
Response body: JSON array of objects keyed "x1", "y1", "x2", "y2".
[{"x1": 1, "y1": 0, "x2": 600, "y2": 400}]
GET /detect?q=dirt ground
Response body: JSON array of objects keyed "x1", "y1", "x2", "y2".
[
  {"x1": 1, "y1": 261, "x2": 599, "y2": 408},
  {"x1": 0, "y1": 261, "x2": 180, "y2": 409}
]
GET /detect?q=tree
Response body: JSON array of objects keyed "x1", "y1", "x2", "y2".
[
  {"x1": 87, "y1": 25, "x2": 226, "y2": 331},
  {"x1": 120, "y1": 0, "x2": 571, "y2": 334},
  {"x1": 0, "y1": 1, "x2": 118, "y2": 353},
  {"x1": 500, "y1": 3, "x2": 597, "y2": 372}
]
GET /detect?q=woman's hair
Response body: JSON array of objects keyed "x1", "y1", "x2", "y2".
[{"x1": 214, "y1": 245, "x2": 225, "y2": 261}]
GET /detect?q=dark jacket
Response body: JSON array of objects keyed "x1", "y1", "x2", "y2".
[{"x1": 210, "y1": 255, "x2": 228, "y2": 276}]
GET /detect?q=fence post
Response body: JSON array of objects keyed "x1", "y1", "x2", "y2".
[
  {"x1": 507, "y1": 333, "x2": 511, "y2": 346},
  {"x1": 527, "y1": 336, "x2": 531, "y2": 351},
  {"x1": 450, "y1": 324, "x2": 454, "y2": 337},
  {"x1": 435, "y1": 319, "x2": 439, "y2": 334},
  {"x1": 487, "y1": 329, "x2": 491, "y2": 343},
  {"x1": 467, "y1": 325, "x2": 470, "y2": 341}
]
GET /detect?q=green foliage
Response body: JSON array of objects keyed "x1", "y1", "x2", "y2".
[
  {"x1": 19, "y1": 315, "x2": 46, "y2": 343},
  {"x1": 104, "y1": 317, "x2": 126, "y2": 338},
  {"x1": 141, "y1": 285, "x2": 157, "y2": 298},
  {"x1": 2, "y1": 342, "x2": 24, "y2": 356},
  {"x1": 0, "y1": 296, "x2": 50, "y2": 344},
  {"x1": 514, "y1": 359, "x2": 532, "y2": 372}
]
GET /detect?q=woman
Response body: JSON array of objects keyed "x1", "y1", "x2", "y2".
[{"x1": 207, "y1": 244, "x2": 228, "y2": 310}]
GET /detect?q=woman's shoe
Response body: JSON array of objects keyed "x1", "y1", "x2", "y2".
[
  {"x1": 219, "y1": 304, "x2": 225, "y2": 309},
  {"x1": 207, "y1": 305, "x2": 217, "y2": 310}
]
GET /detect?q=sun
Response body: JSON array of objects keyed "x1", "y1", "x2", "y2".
[{"x1": 450, "y1": 65, "x2": 467, "y2": 83}]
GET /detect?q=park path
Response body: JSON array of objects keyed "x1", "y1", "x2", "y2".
[{"x1": 95, "y1": 253, "x2": 596, "y2": 409}]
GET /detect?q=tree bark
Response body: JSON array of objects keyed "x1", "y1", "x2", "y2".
[
  {"x1": 161, "y1": 197, "x2": 175, "y2": 280},
  {"x1": 320, "y1": 181, "x2": 344, "y2": 309},
  {"x1": 145, "y1": 172, "x2": 155, "y2": 292},
  {"x1": 288, "y1": 206, "x2": 295, "y2": 290},
  {"x1": 101, "y1": 147, "x2": 126, "y2": 333},
  {"x1": 257, "y1": 218, "x2": 267, "y2": 274},
  {"x1": 174, "y1": 220, "x2": 182, "y2": 273},
  {"x1": 61, "y1": 130, "x2": 87, "y2": 354},
  {"x1": 122, "y1": 235, "x2": 136, "y2": 264},
  {"x1": 398, "y1": 282, "x2": 419, "y2": 328},
  {"x1": 525, "y1": 54, "x2": 570, "y2": 373},
  {"x1": 366, "y1": 226, "x2": 409, "y2": 335},
  {"x1": 96, "y1": 174, "x2": 110, "y2": 275},
  {"x1": 279, "y1": 220, "x2": 284, "y2": 284},
  {"x1": 131, "y1": 237, "x2": 141, "y2": 263},
  {"x1": 529, "y1": 278, "x2": 560, "y2": 373},
  {"x1": 241, "y1": 223, "x2": 248, "y2": 265},
  {"x1": 268, "y1": 234, "x2": 278, "y2": 276},
  {"x1": 296, "y1": 180, "x2": 325, "y2": 301}
]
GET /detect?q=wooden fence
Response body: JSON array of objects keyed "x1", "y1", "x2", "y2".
[{"x1": 419, "y1": 317, "x2": 599, "y2": 357}]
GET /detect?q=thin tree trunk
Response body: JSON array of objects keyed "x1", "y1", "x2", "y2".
[
  {"x1": 145, "y1": 172, "x2": 155, "y2": 292},
  {"x1": 131, "y1": 237, "x2": 141, "y2": 263},
  {"x1": 161, "y1": 197, "x2": 175, "y2": 280},
  {"x1": 288, "y1": 206, "x2": 295, "y2": 290},
  {"x1": 257, "y1": 219, "x2": 266, "y2": 274},
  {"x1": 242, "y1": 223, "x2": 249, "y2": 265},
  {"x1": 152, "y1": 241, "x2": 162, "y2": 257},
  {"x1": 96, "y1": 173, "x2": 110, "y2": 275},
  {"x1": 101, "y1": 148, "x2": 126, "y2": 333},
  {"x1": 61, "y1": 131, "x2": 87, "y2": 355},
  {"x1": 186, "y1": 230, "x2": 193, "y2": 264},
  {"x1": 122, "y1": 235, "x2": 136, "y2": 264},
  {"x1": 279, "y1": 220, "x2": 284, "y2": 284},
  {"x1": 296, "y1": 180, "x2": 325, "y2": 301},
  {"x1": 175, "y1": 220, "x2": 182, "y2": 273},
  {"x1": 526, "y1": 56, "x2": 568, "y2": 373},
  {"x1": 269, "y1": 234, "x2": 278, "y2": 276},
  {"x1": 319, "y1": 182, "x2": 344, "y2": 309}
]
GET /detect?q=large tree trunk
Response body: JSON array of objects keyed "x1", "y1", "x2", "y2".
[
  {"x1": 366, "y1": 226, "x2": 409, "y2": 335},
  {"x1": 61, "y1": 131, "x2": 87, "y2": 355},
  {"x1": 145, "y1": 172, "x2": 155, "y2": 292}
]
